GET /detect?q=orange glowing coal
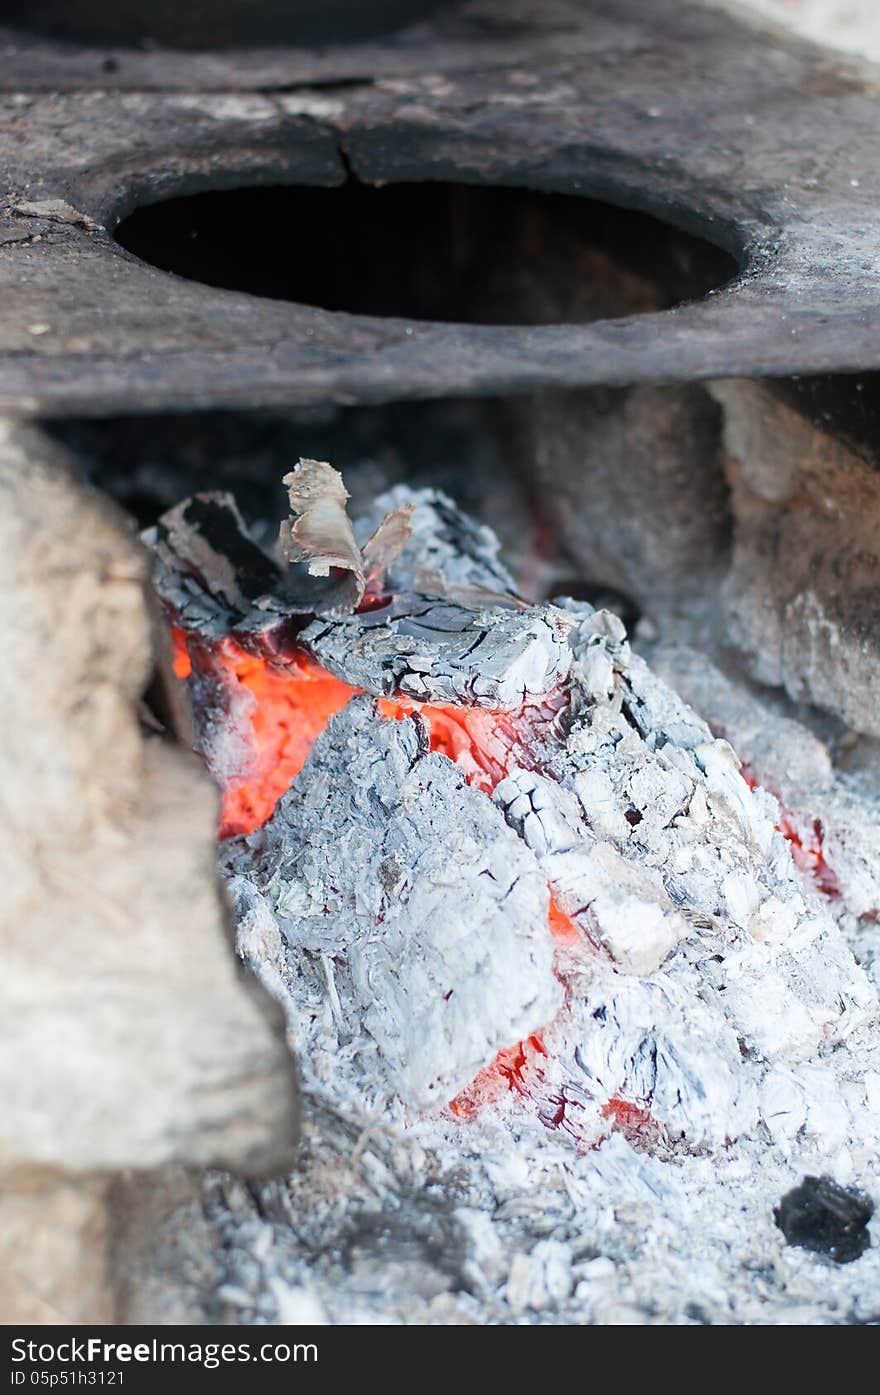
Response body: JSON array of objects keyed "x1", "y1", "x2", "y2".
[
  {"x1": 219, "y1": 646, "x2": 358, "y2": 840},
  {"x1": 171, "y1": 626, "x2": 193, "y2": 680},
  {"x1": 377, "y1": 689, "x2": 569, "y2": 797},
  {"x1": 449, "y1": 1032, "x2": 657, "y2": 1144},
  {"x1": 449, "y1": 1034, "x2": 549, "y2": 1120},
  {"x1": 173, "y1": 628, "x2": 357, "y2": 839}
]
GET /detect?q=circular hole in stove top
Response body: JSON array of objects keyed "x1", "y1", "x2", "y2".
[{"x1": 114, "y1": 181, "x2": 740, "y2": 327}]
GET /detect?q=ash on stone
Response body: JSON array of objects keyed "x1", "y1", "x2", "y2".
[{"x1": 775, "y1": 1176, "x2": 874, "y2": 1264}]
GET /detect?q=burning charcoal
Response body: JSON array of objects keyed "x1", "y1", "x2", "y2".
[
  {"x1": 649, "y1": 643, "x2": 880, "y2": 924},
  {"x1": 139, "y1": 458, "x2": 880, "y2": 1325},
  {"x1": 775, "y1": 1176, "x2": 874, "y2": 1264},
  {"x1": 151, "y1": 470, "x2": 876, "y2": 1148},
  {"x1": 494, "y1": 767, "x2": 686, "y2": 974}
]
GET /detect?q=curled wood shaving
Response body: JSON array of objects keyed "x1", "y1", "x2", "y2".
[{"x1": 280, "y1": 459, "x2": 412, "y2": 615}]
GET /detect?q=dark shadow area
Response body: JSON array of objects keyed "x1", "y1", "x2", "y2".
[
  {"x1": 4, "y1": 1, "x2": 451, "y2": 49},
  {"x1": 48, "y1": 399, "x2": 524, "y2": 532},
  {"x1": 114, "y1": 181, "x2": 739, "y2": 325},
  {"x1": 774, "y1": 372, "x2": 880, "y2": 471},
  {"x1": 47, "y1": 397, "x2": 626, "y2": 609}
]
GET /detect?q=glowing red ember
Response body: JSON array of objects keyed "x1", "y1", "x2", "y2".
[
  {"x1": 378, "y1": 689, "x2": 569, "y2": 796},
  {"x1": 742, "y1": 766, "x2": 841, "y2": 900},
  {"x1": 174, "y1": 628, "x2": 357, "y2": 838}
]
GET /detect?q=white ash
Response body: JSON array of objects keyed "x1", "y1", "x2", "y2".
[
  {"x1": 226, "y1": 698, "x2": 560, "y2": 1111},
  {"x1": 301, "y1": 597, "x2": 571, "y2": 708},
  {"x1": 157, "y1": 485, "x2": 880, "y2": 1324},
  {"x1": 354, "y1": 485, "x2": 518, "y2": 598},
  {"x1": 303, "y1": 484, "x2": 564, "y2": 710},
  {"x1": 481, "y1": 609, "x2": 873, "y2": 1151},
  {"x1": 649, "y1": 642, "x2": 880, "y2": 990},
  {"x1": 184, "y1": 657, "x2": 263, "y2": 806}
]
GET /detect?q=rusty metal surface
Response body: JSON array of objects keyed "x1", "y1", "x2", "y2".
[{"x1": 1, "y1": 0, "x2": 880, "y2": 416}]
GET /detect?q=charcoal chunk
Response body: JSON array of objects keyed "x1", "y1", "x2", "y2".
[{"x1": 775, "y1": 1176, "x2": 874, "y2": 1264}]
